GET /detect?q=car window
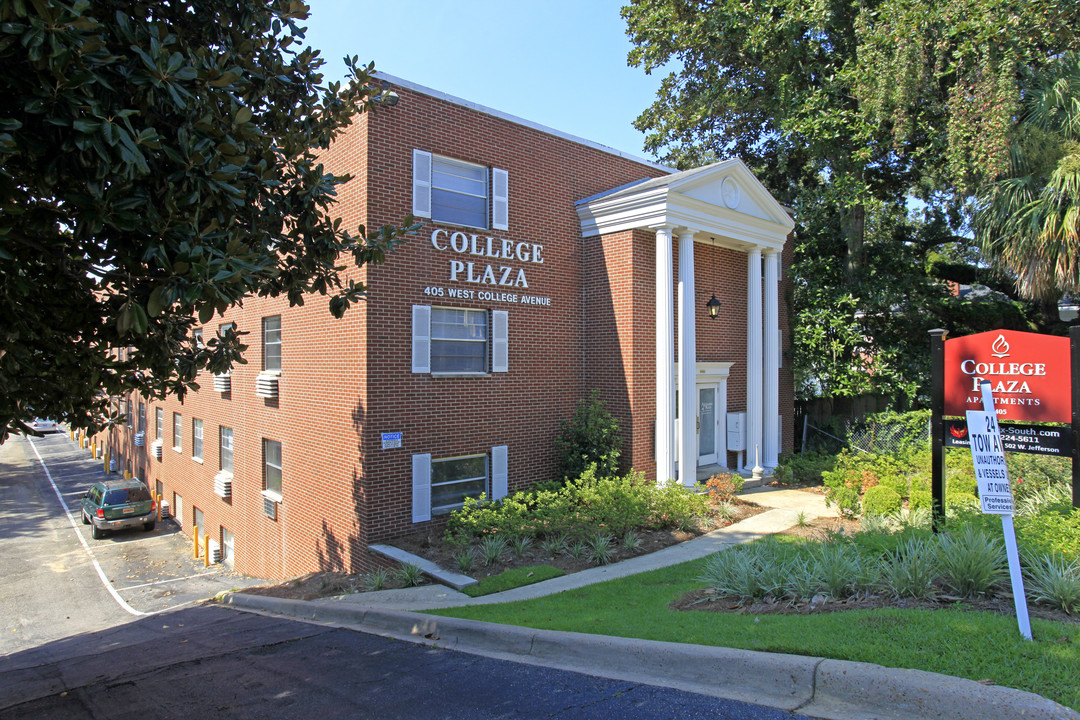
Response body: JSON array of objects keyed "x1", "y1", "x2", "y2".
[{"x1": 104, "y1": 487, "x2": 149, "y2": 505}]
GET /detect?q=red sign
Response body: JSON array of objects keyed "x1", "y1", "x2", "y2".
[{"x1": 944, "y1": 330, "x2": 1070, "y2": 422}]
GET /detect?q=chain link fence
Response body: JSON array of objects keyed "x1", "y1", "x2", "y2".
[{"x1": 800, "y1": 413, "x2": 929, "y2": 456}]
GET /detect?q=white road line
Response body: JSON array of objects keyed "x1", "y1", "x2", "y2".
[
  {"x1": 117, "y1": 570, "x2": 221, "y2": 592},
  {"x1": 27, "y1": 439, "x2": 150, "y2": 617}
]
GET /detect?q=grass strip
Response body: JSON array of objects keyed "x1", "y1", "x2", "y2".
[
  {"x1": 463, "y1": 565, "x2": 565, "y2": 597},
  {"x1": 428, "y1": 557, "x2": 1080, "y2": 710}
]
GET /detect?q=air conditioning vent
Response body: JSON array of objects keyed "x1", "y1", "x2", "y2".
[
  {"x1": 213, "y1": 374, "x2": 231, "y2": 392},
  {"x1": 255, "y1": 371, "x2": 280, "y2": 399},
  {"x1": 208, "y1": 538, "x2": 222, "y2": 564},
  {"x1": 151, "y1": 438, "x2": 163, "y2": 459},
  {"x1": 213, "y1": 471, "x2": 233, "y2": 499},
  {"x1": 263, "y1": 496, "x2": 277, "y2": 520},
  {"x1": 134, "y1": 431, "x2": 145, "y2": 447},
  {"x1": 160, "y1": 500, "x2": 171, "y2": 518}
]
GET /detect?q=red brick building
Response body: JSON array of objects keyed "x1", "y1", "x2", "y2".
[{"x1": 94, "y1": 74, "x2": 795, "y2": 579}]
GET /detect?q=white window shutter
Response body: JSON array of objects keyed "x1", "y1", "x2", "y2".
[
  {"x1": 492, "y1": 310, "x2": 508, "y2": 372},
  {"x1": 412, "y1": 305, "x2": 431, "y2": 373},
  {"x1": 412, "y1": 149, "x2": 432, "y2": 218},
  {"x1": 492, "y1": 168, "x2": 509, "y2": 231},
  {"x1": 491, "y1": 445, "x2": 508, "y2": 500},
  {"x1": 412, "y1": 453, "x2": 432, "y2": 523}
]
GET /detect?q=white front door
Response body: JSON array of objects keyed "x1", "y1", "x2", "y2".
[{"x1": 697, "y1": 386, "x2": 719, "y2": 465}]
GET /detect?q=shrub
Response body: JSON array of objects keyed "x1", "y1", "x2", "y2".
[
  {"x1": 937, "y1": 525, "x2": 1006, "y2": 598},
  {"x1": 554, "y1": 390, "x2": 622, "y2": 482},
  {"x1": 705, "y1": 472, "x2": 744, "y2": 503},
  {"x1": 454, "y1": 548, "x2": 476, "y2": 573},
  {"x1": 479, "y1": 535, "x2": 508, "y2": 566},
  {"x1": 773, "y1": 452, "x2": 836, "y2": 485},
  {"x1": 1024, "y1": 552, "x2": 1080, "y2": 614},
  {"x1": 396, "y1": 563, "x2": 424, "y2": 587},
  {"x1": 1017, "y1": 506, "x2": 1080, "y2": 558},
  {"x1": 862, "y1": 486, "x2": 902, "y2": 516},
  {"x1": 879, "y1": 535, "x2": 939, "y2": 598},
  {"x1": 908, "y1": 489, "x2": 932, "y2": 514}
]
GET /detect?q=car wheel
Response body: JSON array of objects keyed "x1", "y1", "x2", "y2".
[
  {"x1": 81, "y1": 510, "x2": 90, "y2": 525},
  {"x1": 144, "y1": 520, "x2": 155, "y2": 532},
  {"x1": 91, "y1": 524, "x2": 105, "y2": 540}
]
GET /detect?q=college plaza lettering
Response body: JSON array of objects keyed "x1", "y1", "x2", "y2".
[
  {"x1": 959, "y1": 359, "x2": 1046, "y2": 408},
  {"x1": 431, "y1": 229, "x2": 544, "y2": 289}
]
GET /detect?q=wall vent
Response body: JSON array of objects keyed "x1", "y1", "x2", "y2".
[
  {"x1": 255, "y1": 371, "x2": 280, "y2": 399},
  {"x1": 213, "y1": 374, "x2": 231, "y2": 392}
]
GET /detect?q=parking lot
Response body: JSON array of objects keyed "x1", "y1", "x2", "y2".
[{"x1": 13, "y1": 430, "x2": 266, "y2": 617}]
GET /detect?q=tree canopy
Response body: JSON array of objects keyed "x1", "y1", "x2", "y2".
[
  {"x1": 0, "y1": 0, "x2": 413, "y2": 440},
  {"x1": 624, "y1": 0, "x2": 1080, "y2": 402}
]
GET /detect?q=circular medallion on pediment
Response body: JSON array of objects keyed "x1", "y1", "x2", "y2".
[{"x1": 721, "y1": 176, "x2": 740, "y2": 209}]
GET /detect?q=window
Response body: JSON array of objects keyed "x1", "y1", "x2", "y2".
[
  {"x1": 412, "y1": 150, "x2": 508, "y2": 231},
  {"x1": 155, "y1": 479, "x2": 163, "y2": 501},
  {"x1": 263, "y1": 316, "x2": 281, "y2": 371},
  {"x1": 173, "y1": 493, "x2": 183, "y2": 529},
  {"x1": 192, "y1": 419, "x2": 203, "y2": 461},
  {"x1": 155, "y1": 408, "x2": 164, "y2": 441},
  {"x1": 137, "y1": 403, "x2": 146, "y2": 434},
  {"x1": 219, "y1": 426, "x2": 233, "y2": 474},
  {"x1": 221, "y1": 528, "x2": 234, "y2": 565},
  {"x1": 263, "y1": 439, "x2": 282, "y2": 497},
  {"x1": 431, "y1": 455, "x2": 488, "y2": 515},
  {"x1": 193, "y1": 328, "x2": 203, "y2": 347},
  {"x1": 432, "y1": 308, "x2": 488, "y2": 373},
  {"x1": 126, "y1": 398, "x2": 133, "y2": 427},
  {"x1": 172, "y1": 412, "x2": 182, "y2": 451},
  {"x1": 193, "y1": 507, "x2": 203, "y2": 533},
  {"x1": 412, "y1": 445, "x2": 507, "y2": 522},
  {"x1": 219, "y1": 322, "x2": 234, "y2": 338}
]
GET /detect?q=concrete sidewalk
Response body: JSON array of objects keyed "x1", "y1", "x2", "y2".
[{"x1": 222, "y1": 486, "x2": 1079, "y2": 720}]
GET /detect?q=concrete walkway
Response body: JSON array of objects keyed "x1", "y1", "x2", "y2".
[{"x1": 223, "y1": 486, "x2": 1079, "y2": 720}]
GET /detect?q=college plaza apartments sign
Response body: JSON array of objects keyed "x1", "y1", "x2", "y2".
[{"x1": 944, "y1": 329, "x2": 1070, "y2": 422}]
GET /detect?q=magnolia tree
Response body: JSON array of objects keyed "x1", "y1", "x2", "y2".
[{"x1": 0, "y1": 1, "x2": 414, "y2": 439}]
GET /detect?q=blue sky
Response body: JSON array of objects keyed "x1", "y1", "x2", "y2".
[{"x1": 301, "y1": 0, "x2": 668, "y2": 160}]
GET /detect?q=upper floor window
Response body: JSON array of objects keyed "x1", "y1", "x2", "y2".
[
  {"x1": 193, "y1": 328, "x2": 203, "y2": 347},
  {"x1": 263, "y1": 316, "x2": 281, "y2": 372},
  {"x1": 137, "y1": 403, "x2": 146, "y2": 434},
  {"x1": 412, "y1": 150, "x2": 508, "y2": 231},
  {"x1": 412, "y1": 306, "x2": 508, "y2": 375},
  {"x1": 155, "y1": 407, "x2": 164, "y2": 441},
  {"x1": 192, "y1": 418, "x2": 203, "y2": 461},
  {"x1": 263, "y1": 439, "x2": 282, "y2": 497},
  {"x1": 172, "y1": 412, "x2": 182, "y2": 451},
  {"x1": 126, "y1": 398, "x2": 133, "y2": 427},
  {"x1": 220, "y1": 426, "x2": 233, "y2": 474}
]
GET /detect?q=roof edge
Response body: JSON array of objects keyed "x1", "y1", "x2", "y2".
[{"x1": 374, "y1": 72, "x2": 676, "y2": 175}]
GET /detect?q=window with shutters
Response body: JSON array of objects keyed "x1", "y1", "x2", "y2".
[
  {"x1": 431, "y1": 454, "x2": 488, "y2": 515},
  {"x1": 412, "y1": 150, "x2": 508, "y2": 231},
  {"x1": 413, "y1": 305, "x2": 508, "y2": 375}
]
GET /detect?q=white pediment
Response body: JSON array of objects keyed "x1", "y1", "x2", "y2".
[{"x1": 576, "y1": 158, "x2": 794, "y2": 250}]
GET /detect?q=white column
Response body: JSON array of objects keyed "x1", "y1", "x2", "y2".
[
  {"x1": 745, "y1": 248, "x2": 763, "y2": 471},
  {"x1": 655, "y1": 225, "x2": 676, "y2": 484},
  {"x1": 763, "y1": 249, "x2": 780, "y2": 468},
  {"x1": 677, "y1": 230, "x2": 697, "y2": 487}
]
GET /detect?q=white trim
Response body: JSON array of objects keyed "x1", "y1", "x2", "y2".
[
  {"x1": 411, "y1": 305, "x2": 431, "y2": 373},
  {"x1": 377, "y1": 72, "x2": 673, "y2": 173},
  {"x1": 412, "y1": 453, "x2": 432, "y2": 523},
  {"x1": 412, "y1": 149, "x2": 432, "y2": 218},
  {"x1": 491, "y1": 445, "x2": 508, "y2": 500},
  {"x1": 491, "y1": 310, "x2": 509, "y2": 372},
  {"x1": 492, "y1": 168, "x2": 509, "y2": 231}
]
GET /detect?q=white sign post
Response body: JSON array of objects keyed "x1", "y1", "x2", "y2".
[{"x1": 965, "y1": 381, "x2": 1032, "y2": 640}]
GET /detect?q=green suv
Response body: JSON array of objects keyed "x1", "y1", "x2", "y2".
[{"x1": 80, "y1": 479, "x2": 156, "y2": 539}]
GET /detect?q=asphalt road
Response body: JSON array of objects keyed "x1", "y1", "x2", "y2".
[
  {"x1": 0, "y1": 605, "x2": 810, "y2": 719},
  {"x1": 1, "y1": 431, "x2": 811, "y2": 719},
  {"x1": 0, "y1": 432, "x2": 264, "y2": 655}
]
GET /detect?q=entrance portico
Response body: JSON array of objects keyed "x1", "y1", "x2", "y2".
[{"x1": 577, "y1": 159, "x2": 794, "y2": 485}]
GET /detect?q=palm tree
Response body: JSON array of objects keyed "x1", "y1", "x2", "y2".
[{"x1": 976, "y1": 54, "x2": 1080, "y2": 302}]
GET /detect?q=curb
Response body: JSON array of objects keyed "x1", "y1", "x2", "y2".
[{"x1": 220, "y1": 592, "x2": 1078, "y2": 720}]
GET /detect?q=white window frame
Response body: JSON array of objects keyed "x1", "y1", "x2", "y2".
[
  {"x1": 412, "y1": 305, "x2": 508, "y2": 374},
  {"x1": 219, "y1": 426, "x2": 233, "y2": 474},
  {"x1": 263, "y1": 315, "x2": 281, "y2": 372},
  {"x1": 263, "y1": 439, "x2": 282, "y2": 499},
  {"x1": 412, "y1": 445, "x2": 507, "y2": 522},
  {"x1": 172, "y1": 412, "x2": 182, "y2": 452},
  {"x1": 412, "y1": 150, "x2": 508, "y2": 231},
  {"x1": 155, "y1": 407, "x2": 164, "y2": 441},
  {"x1": 192, "y1": 418, "x2": 203, "y2": 462}
]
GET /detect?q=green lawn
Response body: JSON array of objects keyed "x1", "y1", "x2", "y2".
[{"x1": 427, "y1": 557, "x2": 1080, "y2": 711}]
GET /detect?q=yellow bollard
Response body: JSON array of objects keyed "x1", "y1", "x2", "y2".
[
  {"x1": 124, "y1": 469, "x2": 131, "y2": 479},
  {"x1": 204, "y1": 533, "x2": 210, "y2": 567},
  {"x1": 156, "y1": 493, "x2": 162, "y2": 522},
  {"x1": 70, "y1": 429, "x2": 75, "y2": 441},
  {"x1": 103, "y1": 452, "x2": 110, "y2": 474},
  {"x1": 91, "y1": 444, "x2": 97, "y2": 460},
  {"x1": 193, "y1": 525, "x2": 199, "y2": 559}
]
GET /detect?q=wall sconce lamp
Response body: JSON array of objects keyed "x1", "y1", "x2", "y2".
[{"x1": 706, "y1": 294, "x2": 722, "y2": 319}]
